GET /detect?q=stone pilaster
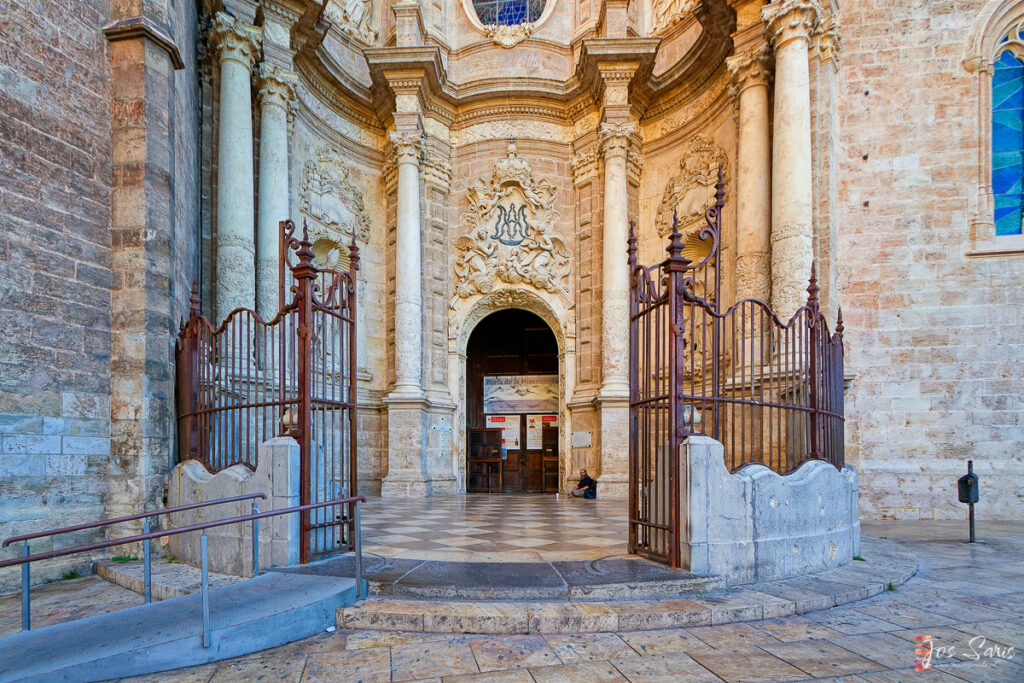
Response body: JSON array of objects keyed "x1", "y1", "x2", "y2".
[
  {"x1": 210, "y1": 12, "x2": 261, "y2": 321},
  {"x1": 255, "y1": 63, "x2": 297, "y2": 319},
  {"x1": 763, "y1": 0, "x2": 819, "y2": 318},
  {"x1": 728, "y1": 45, "x2": 773, "y2": 303}
]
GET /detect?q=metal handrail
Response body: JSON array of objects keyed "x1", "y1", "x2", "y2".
[
  {"x1": 0, "y1": 493, "x2": 268, "y2": 548},
  {"x1": 0, "y1": 495, "x2": 366, "y2": 645}
]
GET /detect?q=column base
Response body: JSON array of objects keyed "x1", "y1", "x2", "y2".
[
  {"x1": 596, "y1": 395, "x2": 630, "y2": 500},
  {"x1": 380, "y1": 477, "x2": 460, "y2": 498},
  {"x1": 382, "y1": 394, "x2": 459, "y2": 498}
]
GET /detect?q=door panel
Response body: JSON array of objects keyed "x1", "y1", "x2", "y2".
[{"x1": 468, "y1": 429, "x2": 502, "y2": 492}]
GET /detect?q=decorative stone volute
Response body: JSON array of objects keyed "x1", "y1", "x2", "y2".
[
  {"x1": 390, "y1": 131, "x2": 426, "y2": 166},
  {"x1": 209, "y1": 11, "x2": 262, "y2": 68},
  {"x1": 727, "y1": 44, "x2": 773, "y2": 100},
  {"x1": 762, "y1": 0, "x2": 821, "y2": 50},
  {"x1": 452, "y1": 143, "x2": 571, "y2": 305},
  {"x1": 599, "y1": 121, "x2": 636, "y2": 159},
  {"x1": 815, "y1": 14, "x2": 841, "y2": 67},
  {"x1": 255, "y1": 63, "x2": 298, "y2": 109}
]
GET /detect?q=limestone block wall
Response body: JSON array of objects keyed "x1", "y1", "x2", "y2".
[
  {"x1": 167, "y1": 438, "x2": 301, "y2": 576},
  {"x1": 839, "y1": 0, "x2": 1024, "y2": 519},
  {"x1": 683, "y1": 436, "x2": 860, "y2": 584}
]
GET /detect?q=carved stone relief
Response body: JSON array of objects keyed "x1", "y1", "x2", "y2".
[
  {"x1": 651, "y1": 0, "x2": 699, "y2": 35},
  {"x1": 300, "y1": 147, "x2": 372, "y2": 245},
  {"x1": 452, "y1": 143, "x2": 572, "y2": 306},
  {"x1": 324, "y1": 0, "x2": 378, "y2": 45},
  {"x1": 485, "y1": 23, "x2": 533, "y2": 48},
  {"x1": 655, "y1": 135, "x2": 728, "y2": 237}
]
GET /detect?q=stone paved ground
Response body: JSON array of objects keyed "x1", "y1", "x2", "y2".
[{"x1": 3, "y1": 521, "x2": 1021, "y2": 681}]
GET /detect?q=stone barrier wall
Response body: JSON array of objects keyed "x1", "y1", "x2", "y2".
[
  {"x1": 167, "y1": 437, "x2": 301, "y2": 576},
  {"x1": 683, "y1": 435, "x2": 860, "y2": 584}
]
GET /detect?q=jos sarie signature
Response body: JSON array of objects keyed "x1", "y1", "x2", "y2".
[{"x1": 915, "y1": 634, "x2": 1017, "y2": 671}]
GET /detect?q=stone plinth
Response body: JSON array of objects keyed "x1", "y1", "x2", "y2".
[
  {"x1": 167, "y1": 437, "x2": 301, "y2": 576},
  {"x1": 682, "y1": 436, "x2": 860, "y2": 584}
]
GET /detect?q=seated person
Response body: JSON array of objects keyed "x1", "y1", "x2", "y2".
[{"x1": 571, "y1": 468, "x2": 597, "y2": 499}]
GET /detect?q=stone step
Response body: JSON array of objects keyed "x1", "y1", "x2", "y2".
[
  {"x1": 0, "y1": 573, "x2": 359, "y2": 682},
  {"x1": 96, "y1": 558, "x2": 244, "y2": 601},
  {"x1": 337, "y1": 540, "x2": 919, "y2": 635}
]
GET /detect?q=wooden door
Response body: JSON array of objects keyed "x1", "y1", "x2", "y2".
[
  {"x1": 467, "y1": 429, "x2": 502, "y2": 492},
  {"x1": 501, "y1": 416, "x2": 523, "y2": 491},
  {"x1": 542, "y1": 427, "x2": 559, "y2": 493}
]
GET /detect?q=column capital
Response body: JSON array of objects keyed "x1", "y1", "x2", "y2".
[
  {"x1": 762, "y1": 0, "x2": 820, "y2": 51},
  {"x1": 814, "y1": 14, "x2": 840, "y2": 68},
  {"x1": 209, "y1": 11, "x2": 262, "y2": 70},
  {"x1": 390, "y1": 131, "x2": 425, "y2": 166},
  {"x1": 422, "y1": 149, "x2": 452, "y2": 189},
  {"x1": 255, "y1": 63, "x2": 298, "y2": 109},
  {"x1": 727, "y1": 44, "x2": 772, "y2": 100},
  {"x1": 599, "y1": 121, "x2": 636, "y2": 160}
]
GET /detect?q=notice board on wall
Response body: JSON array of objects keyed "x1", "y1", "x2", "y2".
[
  {"x1": 526, "y1": 414, "x2": 558, "y2": 449},
  {"x1": 483, "y1": 375, "x2": 558, "y2": 414},
  {"x1": 485, "y1": 414, "x2": 521, "y2": 454}
]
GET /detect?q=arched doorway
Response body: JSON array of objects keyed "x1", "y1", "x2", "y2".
[{"x1": 465, "y1": 309, "x2": 560, "y2": 493}]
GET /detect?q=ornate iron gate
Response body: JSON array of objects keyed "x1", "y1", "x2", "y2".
[
  {"x1": 628, "y1": 169, "x2": 845, "y2": 568},
  {"x1": 176, "y1": 220, "x2": 359, "y2": 563}
]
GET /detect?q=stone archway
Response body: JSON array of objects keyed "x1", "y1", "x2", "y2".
[{"x1": 449, "y1": 287, "x2": 576, "y2": 493}]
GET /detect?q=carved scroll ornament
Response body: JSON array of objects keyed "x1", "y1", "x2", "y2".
[
  {"x1": 453, "y1": 143, "x2": 571, "y2": 303},
  {"x1": 655, "y1": 135, "x2": 728, "y2": 237},
  {"x1": 300, "y1": 147, "x2": 372, "y2": 245},
  {"x1": 324, "y1": 0, "x2": 378, "y2": 45}
]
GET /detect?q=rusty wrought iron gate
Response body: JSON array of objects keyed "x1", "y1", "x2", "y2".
[
  {"x1": 176, "y1": 220, "x2": 359, "y2": 563},
  {"x1": 628, "y1": 169, "x2": 845, "y2": 568}
]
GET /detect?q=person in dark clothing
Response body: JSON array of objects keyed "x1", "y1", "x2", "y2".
[{"x1": 572, "y1": 468, "x2": 597, "y2": 499}]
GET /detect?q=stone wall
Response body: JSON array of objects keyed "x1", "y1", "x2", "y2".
[
  {"x1": 839, "y1": 0, "x2": 1024, "y2": 519},
  {"x1": 683, "y1": 436, "x2": 860, "y2": 584}
]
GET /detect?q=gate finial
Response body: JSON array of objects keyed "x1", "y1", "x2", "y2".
[
  {"x1": 806, "y1": 261, "x2": 819, "y2": 304},
  {"x1": 666, "y1": 209, "x2": 685, "y2": 260},
  {"x1": 836, "y1": 306, "x2": 844, "y2": 337},
  {"x1": 348, "y1": 233, "x2": 361, "y2": 274},
  {"x1": 189, "y1": 276, "x2": 201, "y2": 316},
  {"x1": 627, "y1": 221, "x2": 638, "y2": 269}
]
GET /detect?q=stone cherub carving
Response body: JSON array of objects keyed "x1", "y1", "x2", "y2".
[{"x1": 453, "y1": 143, "x2": 571, "y2": 303}]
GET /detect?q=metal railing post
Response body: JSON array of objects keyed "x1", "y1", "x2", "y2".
[
  {"x1": 252, "y1": 500, "x2": 259, "y2": 578},
  {"x1": 21, "y1": 542, "x2": 30, "y2": 631},
  {"x1": 143, "y1": 518, "x2": 152, "y2": 604},
  {"x1": 354, "y1": 503, "x2": 363, "y2": 599},
  {"x1": 201, "y1": 530, "x2": 210, "y2": 648}
]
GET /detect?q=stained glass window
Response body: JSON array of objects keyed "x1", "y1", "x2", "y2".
[
  {"x1": 472, "y1": 0, "x2": 545, "y2": 25},
  {"x1": 992, "y1": 49, "x2": 1024, "y2": 236}
]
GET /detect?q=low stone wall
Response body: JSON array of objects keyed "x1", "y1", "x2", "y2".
[
  {"x1": 683, "y1": 436, "x2": 860, "y2": 584},
  {"x1": 167, "y1": 437, "x2": 301, "y2": 576}
]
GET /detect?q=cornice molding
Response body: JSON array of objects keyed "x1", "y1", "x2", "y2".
[{"x1": 102, "y1": 16, "x2": 185, "y2": 69}]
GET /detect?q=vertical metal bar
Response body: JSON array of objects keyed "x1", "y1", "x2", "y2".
[
  {"x1": 201, "y1": 531, "x2": 211, "y2": 648},
  {"x1": 21, "y1": 543, "x2": 30, "y2": 631},
  {"x1": 252, "y1": 500, "x2": 260, "y2": 577},
  {"x1": 143, "y1": 518, "x2": 152, "y2": 604},
  {"x1": 354, "y1": 503, "x2": 363, "y2": 598}
]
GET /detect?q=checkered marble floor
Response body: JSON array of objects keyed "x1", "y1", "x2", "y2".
[{"x1": 360, "y1": 494, "x2": 628, "y2": 562}]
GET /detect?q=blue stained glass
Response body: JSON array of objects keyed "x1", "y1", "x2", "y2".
[
  {"x1": 472, "y1": 0, "x2": 545, "y2": 26},
  {"x1": 992, "y1": 50, "x2": 1024, "y2": 235}
]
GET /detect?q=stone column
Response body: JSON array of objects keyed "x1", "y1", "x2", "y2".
[
  {"x1": 255, "y1": 63, "x2": 297, "y2": 319},
  {"x1": 727, "y1": 45, "x2": 773, "y2": 302},
  {"x1": 390, "y1": 131, "x2": 426, "y2": 400},
  {"x1": 763, "y1": 0, "x2": 820, "y2": 318},
  {"x1": 210, "y1": 12, "x2": 261, "y2": 321},
  {"x1": 599, "y1": 121, "x2": 635, "y2": 400}
]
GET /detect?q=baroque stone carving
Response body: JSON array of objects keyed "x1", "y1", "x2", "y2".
[
  {"x1": 815, "y1": 14, "x2": 840, "y2": 66},
  {"x1": 651, "y1": 0, "x2": 699, "y2": 35},
  {"x1": 655, "y1": 135, "x2": 728, "y2": 237},
  {"x1": 452, "y1": 143, "x2": 571, "y2": 303},
  {"x1": 300, "y1": 147, "x2": 372, "y2": 244},
  {"x1": 485, "y1": 22, "x2": 533, "y2": 48},
  {"x1": 763, "y1": 0, "x2": 821, "y2": 49},
  {"x1": 255, "y1": 63, "x2": 298, "y2": 108},
  {"x1": 727, "y1": 45, "x2": 772, "y2": 100},
  {"x1": 324, "y1": 0, "x2": 378, "y2": 46},
  {"x1": 209, "y1": 11, "x2": 262, "y2": 68}
]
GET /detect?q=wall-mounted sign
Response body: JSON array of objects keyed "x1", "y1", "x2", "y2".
[
  {"x1": 526, "y1": 414, "x2": 558, "y2": 449},
  {"x1": 571, "y1": 431, "x2": 592, "y2": 448},
  {"x1": 483, "y1": 375, "x2": 558, "y2": 414},
  {"x1": 485, "y1": 414, "x2": 521, "y2": 452}
]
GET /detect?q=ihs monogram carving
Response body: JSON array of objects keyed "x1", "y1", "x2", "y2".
[
  {"x1": 324, "y1": 0, "x2": 378, "y2": 46},
  {"x1": 656, "y1": 135, "x2": 728, "y2": 237},
  {"x1": 300, "y1": 147, "x2": 372, "y2": 244},
  {"x1": 453, "y1": 143, "x2": 571, "y2": 303}
]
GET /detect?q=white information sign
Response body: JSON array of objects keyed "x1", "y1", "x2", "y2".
[
  {"x1": 483, "y1": 375, "x2": 558, "y2": 414},
  {"x1": 526, "y1": 414, "x2": 558, "y2": 449},
  {"x1": 485, "y1": 414, "x2": 521, "y2": 452}
]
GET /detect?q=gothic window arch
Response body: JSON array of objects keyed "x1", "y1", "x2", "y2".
[{"x1": 964, "y1": 0, "x2": 1024, "y2": 253}]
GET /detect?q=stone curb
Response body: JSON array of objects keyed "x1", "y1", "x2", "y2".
[
  {"x1": 337, "y1": 537, "x2": 918, "y2": 634},
  {"x1": 96, "y1": 558, "x2": 244, "y2": 601}
]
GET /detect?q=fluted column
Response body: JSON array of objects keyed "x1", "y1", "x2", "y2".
[
  {"x1": 727, "y1": 46, "x2": 773, "y2": 303},
  {"x1": 255, "y1": 64, "x2": 298, "y2": 319},
  {"x1": 390, "y1": 131, "x2": 426, "y2": 400},
  {"x1": 763, "y1": 0, "x2": 819, "y2": 318},
  {"x1": 210, "y1": 12, "x2": 261, "y2": 321},
  {"x1": 599, "y1": 121, "x2": 635, "y2": 399}
]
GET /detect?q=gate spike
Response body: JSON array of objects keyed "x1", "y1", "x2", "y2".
[
  {"x1": 836, "y1": 306, "x2": 844, "y2": 337},
  {"x1": 666, "y1": 209, "x2": 685, "y2": 259},
  {"x1": 714, "y1": 164, "x2": 725, "y2": 208},
  {"x1": 627, "y1": 221, "x2": 638, "y2": 269},
  {"x1": 806, "y1": 261, "x2": 819, "y2": 303},
  {"x1": 349, "y1": 232, "x2": 361, "y2": 274},
  {"x1": 189, "y1": 276, "x2": 201, "y2": 316}
]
